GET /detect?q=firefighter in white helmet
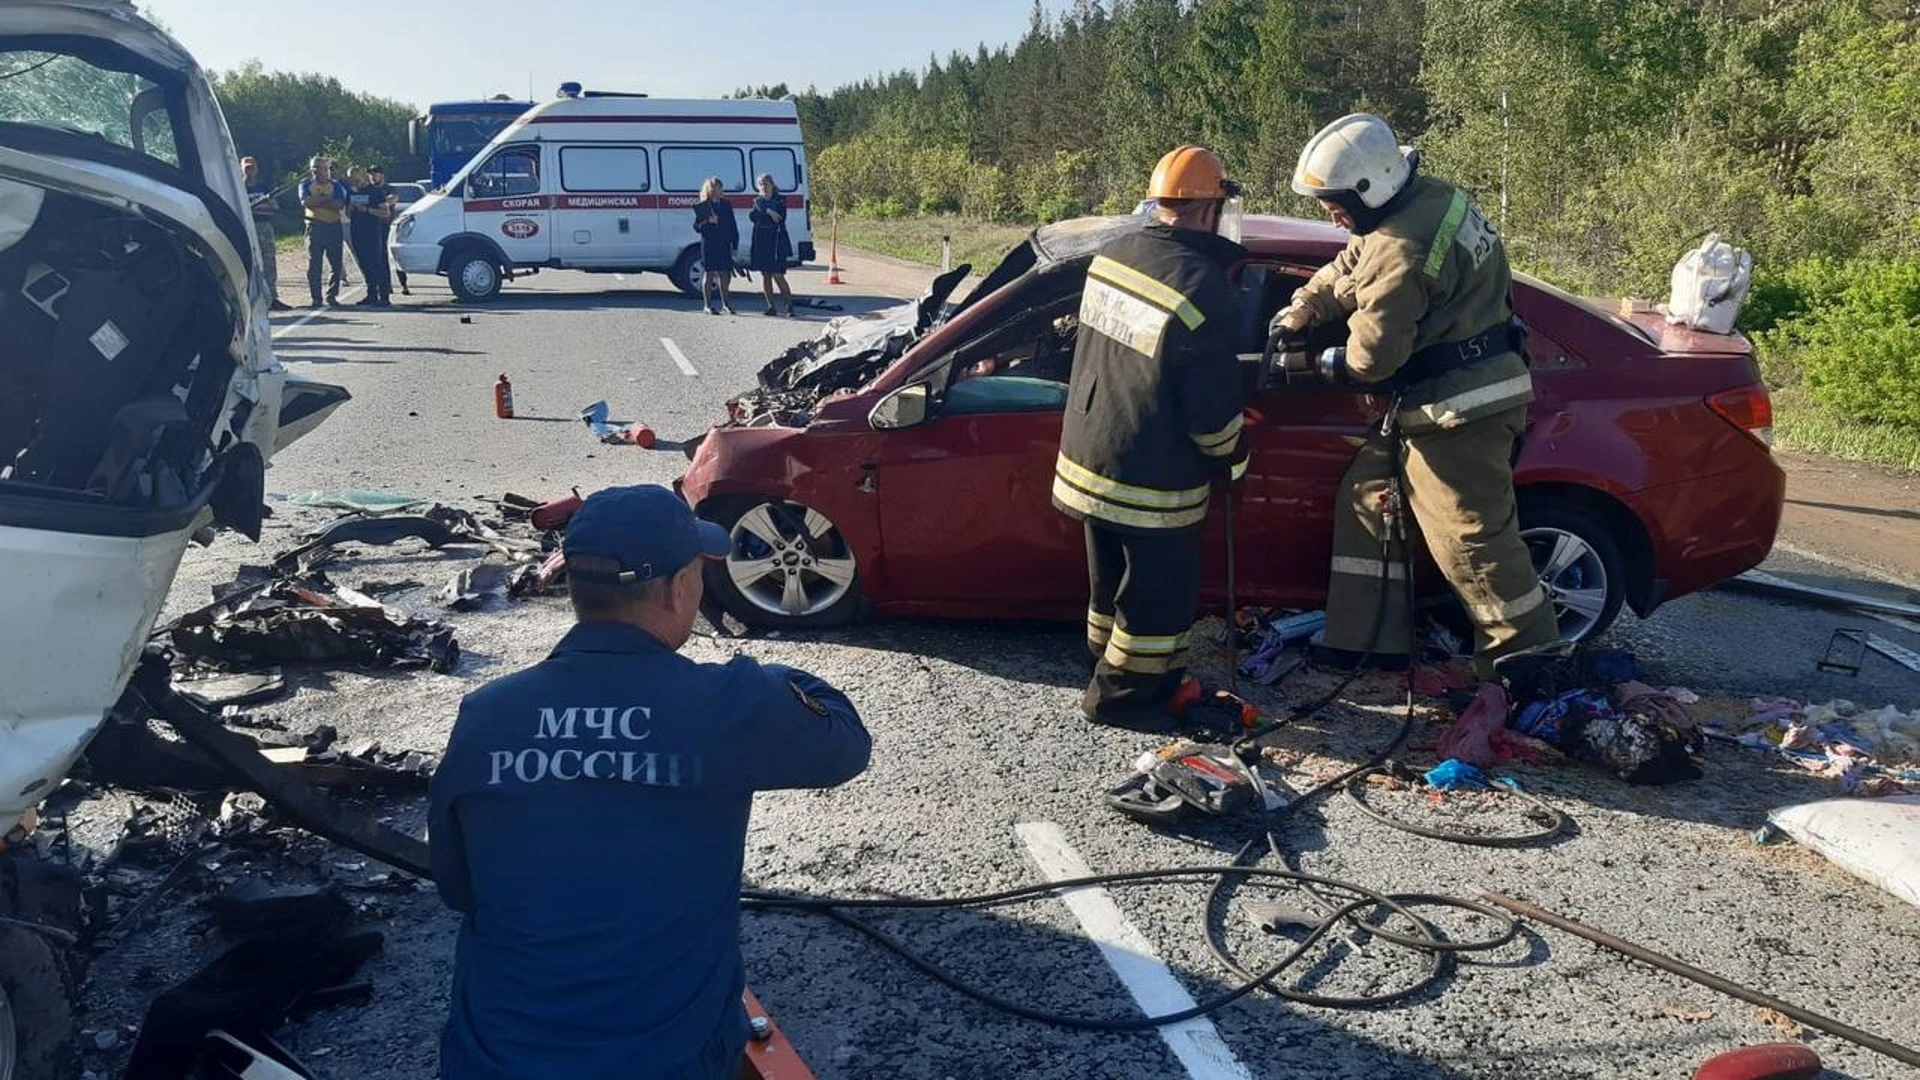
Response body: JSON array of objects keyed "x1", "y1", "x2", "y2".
[{"x1": 1272, "y1": 113, "x2": 1558, "y2": 677}]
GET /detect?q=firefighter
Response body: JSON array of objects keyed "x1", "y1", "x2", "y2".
[
  {"x1": 1272, "y1": 113, "x2": 1558, "y2": 677},
  {"x1": 1053, "y1": 145, "x2": 1249, "y2": 730}
]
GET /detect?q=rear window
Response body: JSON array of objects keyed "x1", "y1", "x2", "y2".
[
  {"x1": 1513, "y1": 270, "x2": 1654, "y2": 345},
  {"x1": 750, "y1": 148, "x2": 798, "y2": 192},
  {"x1": 560, "y1": 146, "x2": 650, "y2": 192},
  {"x1": 660, "y1": 147, "x2": 745, "y2": 192}
]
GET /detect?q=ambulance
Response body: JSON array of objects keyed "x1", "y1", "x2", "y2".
[{"x1": 389, "y1": 89, "x2": 815, "y2": 302}]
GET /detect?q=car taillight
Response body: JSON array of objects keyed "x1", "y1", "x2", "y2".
[{"x1": 1707, "y1": 384, "x2": 1773, "y2": 448}]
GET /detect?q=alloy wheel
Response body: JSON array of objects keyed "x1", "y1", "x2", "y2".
[
  {"x1": 725, "y1": 501, "x2": 857, "y2": 618},
  {"x1": 1522, "y1": 525, "x2": 1610, "y2": 641}
]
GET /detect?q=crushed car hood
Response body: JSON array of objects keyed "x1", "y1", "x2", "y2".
[{"x1": 756, "y1": 263, "x2": 972, "y2": 394}]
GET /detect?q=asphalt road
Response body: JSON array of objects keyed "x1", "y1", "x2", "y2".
[{"x1": 72, "y1": 261, "x2": 1920, "y2": 1080}]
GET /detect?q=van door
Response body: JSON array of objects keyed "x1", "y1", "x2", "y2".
[
  {"x1": 461, "y1": 143, "x2": 550, "y2": 267},
  {"x1": 554, "y1": 144, "x2": 657, "y2": 268}
]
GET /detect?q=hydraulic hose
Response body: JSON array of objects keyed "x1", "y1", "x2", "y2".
[{"x1": 737, "y1": 394, "x2": 1553, "y2": 1031}]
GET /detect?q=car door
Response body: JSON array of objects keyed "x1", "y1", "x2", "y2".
[
  {"x1": 460, "y1": 143, "x2": 550, "y2": 266},
  {"x1": 870, "y1": 278, "x2": 1086, "y2": 615},
  {"x1": 553, "y1": 144, "x2": 657, "y2": 268},
  {"x1": 1195, "y1": 261, "x2": 1378, "y2": 611}
]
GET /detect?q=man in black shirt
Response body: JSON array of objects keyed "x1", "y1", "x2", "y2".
[{"x1": 350, "y1": 164, "x2": 395, "y2": 307}]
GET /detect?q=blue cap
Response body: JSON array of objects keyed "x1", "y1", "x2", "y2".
[{"x1": 563, "y1": 485, "x2": 729, "y2": 583}]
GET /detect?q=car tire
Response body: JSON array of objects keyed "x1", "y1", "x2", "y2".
[
  {"x1": 0, "y1": 926, "x2": 74, "y2": 1080},
  {"x1": 667, "y1": 246, "x2": 703, "y2": 298},
  {"x1": 702, "y1": 497, "x2": 863, "y2": 630},
  {"x1": 1518, "y1": 501, "x2": 1628, "y2": 643},
  {"x1": 446, "y1": 247, "x2": 502, "y2": 303}
]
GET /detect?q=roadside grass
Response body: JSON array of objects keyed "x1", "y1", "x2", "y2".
[
  {"x1": 1771, "y1": 386, "x2": 1920, "y2": 473},
  {"x1": 829, "y1": 214, "x2": 1031, "y2": 277}
]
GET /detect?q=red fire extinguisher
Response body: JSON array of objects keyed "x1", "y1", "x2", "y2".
[{"x1": 494, "y1": 374, "x2": 514, "y2": 419}]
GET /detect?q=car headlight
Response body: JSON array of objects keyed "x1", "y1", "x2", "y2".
[{"x1": 394, "y1": 216, "x2": 414, "y2": 243}]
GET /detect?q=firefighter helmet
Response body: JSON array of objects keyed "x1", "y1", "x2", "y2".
[
  {"x1": 1147, "y1": 145, "x2": 1242, "y2": 202},
  {"x1": 1292, "y1": 114, "x2": 1415, "y2": 210}
]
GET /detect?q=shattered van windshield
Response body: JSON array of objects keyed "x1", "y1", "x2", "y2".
[{"x1": 0, "y1": 48, "x2": 181, "y2": 169}]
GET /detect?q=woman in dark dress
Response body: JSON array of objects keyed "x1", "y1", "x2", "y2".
[
  {"x1": 748, "y1": 173, "x2": 796, "y2": 316},
  {"x1": 692, "y1": 176, "x2": 738, "y2": 314}
]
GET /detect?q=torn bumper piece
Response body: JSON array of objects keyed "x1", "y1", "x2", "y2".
[{"x1": 165, "y1": 577, "x2": 458, "y2": 673}]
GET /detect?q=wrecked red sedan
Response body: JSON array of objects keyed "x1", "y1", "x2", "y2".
[{"x1": 679, "y1": 215, "x2": 1783, "y2": 639}]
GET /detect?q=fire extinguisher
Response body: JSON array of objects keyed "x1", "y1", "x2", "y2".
[{"x1": 494, "y1": 374, "x2": 514, "y2": 419}]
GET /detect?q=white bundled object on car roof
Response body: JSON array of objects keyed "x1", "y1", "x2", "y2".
[{"x1": 1666, "y1": 232, "x2": 1752, "y2": 334}]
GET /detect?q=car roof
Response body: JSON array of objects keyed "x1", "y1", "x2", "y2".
[
  {"x1": 1239, "y1": 214, "x2": 1351, "y2": 255},
  {"x1": 1030, "y1": 213, "x2": 1351, "y2": 265}
]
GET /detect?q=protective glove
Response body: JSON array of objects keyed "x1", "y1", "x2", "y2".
[
  {"x1": 1278, "y1": 330, "x2": 1312, "y2": 377},
  {"x1": 1269, "y1": 303, "x2": 1312, "y2": 335}
]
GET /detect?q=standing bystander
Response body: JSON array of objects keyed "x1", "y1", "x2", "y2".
[
  {"x1": 351, "y1": 164, "x2": 396, "y2": 306},
  {"x1": 240, "y1": 155, "x2": 289, "y2": 310},
  {"x1": 298, "y1": 157, "x2": 349, "y2": 307}
]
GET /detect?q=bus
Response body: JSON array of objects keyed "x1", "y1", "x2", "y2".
[{"x1": 409, "y1": 96, "x2": 533, "y2": 187}]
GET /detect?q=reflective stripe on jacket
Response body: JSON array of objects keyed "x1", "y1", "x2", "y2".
[
  {"x1": 1053, "y1": 225, "x2": 1248, "y2": 533},
  {"x1": 1290, "y1": 176, "x2": 1533, "y2": 432}
]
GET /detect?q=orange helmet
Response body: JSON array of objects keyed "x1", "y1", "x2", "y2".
[{"x1": 1147, "y1": 145, "x2": 1242, "y2": 201}]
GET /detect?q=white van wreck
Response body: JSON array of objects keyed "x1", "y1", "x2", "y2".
[
  {"x1": 390, "y1": 91, "x2": 816, "y2": 301},
  {"x1": 0, "y1": 4, "x2": 346, "y2": 1074}
]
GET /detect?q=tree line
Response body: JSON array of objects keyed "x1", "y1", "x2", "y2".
[
  {"x1": 754, "y1": 0, "x2": 1920, "y2": 431},
  {"x1": 213, "y1": 61, "x2": 422, "y2": 230}
]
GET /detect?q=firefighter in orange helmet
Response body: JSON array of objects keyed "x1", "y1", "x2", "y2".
[{"x1": 1053, "y1": 146, "x2": 1250, "y2": 730}]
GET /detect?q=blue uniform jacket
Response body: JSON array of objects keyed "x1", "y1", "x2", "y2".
[{"x1": 429, "y1": 621, "x2": 871, "y2": 1080}]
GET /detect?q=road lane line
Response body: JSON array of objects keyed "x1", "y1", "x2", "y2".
[
  {"x1": 271, "y1": 286, "x2": 365, "y2": 340},
  {"x1": 1015, "y1": 822, "x2": 1254, "y2": 1080},
  {"x1": 661, "y1": 337, "x2": 698, "y2": 377}
]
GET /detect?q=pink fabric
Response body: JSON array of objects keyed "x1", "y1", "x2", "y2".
[{"x1": 1435, "y1": 684, "x2": 1551, "y2": 766}]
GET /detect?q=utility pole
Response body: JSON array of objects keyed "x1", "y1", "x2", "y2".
[{"x1": 1500, "y1": 84, "x2": 1510, "y2": 233}]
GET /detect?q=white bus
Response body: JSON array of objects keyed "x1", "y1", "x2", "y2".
[{"x1": 390, "y1": 90, "x2": 815, "y2": 302}]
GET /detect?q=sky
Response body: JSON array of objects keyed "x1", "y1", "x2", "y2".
[{"x1": 143, "y1": 0, "x2": 1052, "y2": 110}]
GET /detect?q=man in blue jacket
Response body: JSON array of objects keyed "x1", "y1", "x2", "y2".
[{"x1": 429, "y1": 485, "x2": 872, "y2": 1080}]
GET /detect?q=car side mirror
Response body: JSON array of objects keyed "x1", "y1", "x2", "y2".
[{"x1": 870, "y1": 383, "x2": 931, "y2": 430}]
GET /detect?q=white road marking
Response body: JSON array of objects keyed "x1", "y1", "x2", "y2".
[
  {"x1": 271, "y1": 286, "x2": 365, "y2": 340},
  {"x1": 1015, "y1": 822, "x2": 1254, "y2": 1080},
  {"x1": 661, "y1": 337, "x2": 698, "y2": 377}
]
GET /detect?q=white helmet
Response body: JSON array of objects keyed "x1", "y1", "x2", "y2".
[{"x1": 1292, "y1": 114, "x2": 1415, "y2": 210}]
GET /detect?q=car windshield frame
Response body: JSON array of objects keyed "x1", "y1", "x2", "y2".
[{"x1": 0, "y1": 35, "x2": 201, "y2": 180}]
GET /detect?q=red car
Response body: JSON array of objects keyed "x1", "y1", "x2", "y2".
[{"x1": 679, "y1": 215, "x2": 1782, "y2": 641}]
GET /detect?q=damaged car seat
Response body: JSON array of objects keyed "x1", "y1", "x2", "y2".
[{"x1": 4, "y1": 188, "x2": 228, "y2": 506}]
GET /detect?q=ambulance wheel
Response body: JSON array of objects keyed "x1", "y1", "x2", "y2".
[
  {"x1": 447, "y1": 248, "x2": 502, "y2": 303},
  {"x1": 701, "y1": 496, "x2": 862, "y2": 630},
  {"x1": 668, "y1": 247, "x2": 703, "y2": 298},
  {"x1": 0, "y1": 926, "x2": 73, "y2": 1080}
]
